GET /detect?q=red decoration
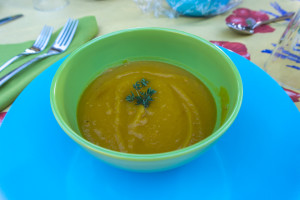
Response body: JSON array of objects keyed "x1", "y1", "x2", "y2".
[
  {"x1": 0, "y1": 112, "x2": 7, "y2": 126},
  {"x1": 283, "y1": 88, "x2": 300, "y2": 102},
  {"x1": 210, "y1": 40, "x2": 251, "y2": 60}
]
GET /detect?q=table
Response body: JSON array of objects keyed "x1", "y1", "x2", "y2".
[{"x1": 0, "y1": 0, "x2": 300, "y2": 115}]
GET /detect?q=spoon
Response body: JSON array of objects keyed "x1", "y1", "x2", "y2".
[{"x1": 227, "y1": 12, "x2": 295, "y2": 34}]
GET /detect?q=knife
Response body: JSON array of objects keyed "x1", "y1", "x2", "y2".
[{"x1": 0, "y1": 14, "x2": 23, "y2": 25}]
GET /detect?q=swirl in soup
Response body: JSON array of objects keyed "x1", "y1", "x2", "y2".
[{"x1": 77, "y1": 61, "x2": 217, "y2": 154}]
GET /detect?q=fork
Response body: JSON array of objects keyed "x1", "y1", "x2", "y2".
[
  {"x1": 0, "y1": 18, "x2": 78, "y2": 87},
  {"x1": 0, "y1": 25, "x2": 53, "y2": 72}
]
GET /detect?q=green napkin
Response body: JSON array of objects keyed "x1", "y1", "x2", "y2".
[{"x1": 0, "y1": 16, "x2": 99, "y2": 111}]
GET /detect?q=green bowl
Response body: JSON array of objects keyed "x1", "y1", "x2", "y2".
[{"x1": 50, "y1": 27, "x2": 243, "y2": 172}]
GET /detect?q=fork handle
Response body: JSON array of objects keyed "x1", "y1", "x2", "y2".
[
  {"x1": 0, "y1": 54, "x2": 24, "y2": 72},
  {"x1": 0, "y1": 53, "x2": 51, "y2": 87}
]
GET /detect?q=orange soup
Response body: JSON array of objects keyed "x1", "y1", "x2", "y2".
[{"x1": 77, "y1": 61, "x2": 217, "y2": 154}]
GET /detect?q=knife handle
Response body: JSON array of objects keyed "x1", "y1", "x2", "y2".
[
  {"x1": 0, "y1": 14, "x2": 23, "y2": 25},
  {"x1": 0, "y1": 54, "x2": 24, "y2": 72}
]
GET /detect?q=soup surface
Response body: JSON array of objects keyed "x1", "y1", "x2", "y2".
[{"x1": 77, "y1": 61, "x2": 217, "y2": 154}]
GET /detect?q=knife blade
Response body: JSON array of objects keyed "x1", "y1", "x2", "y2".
[{"x1": 0, "y1": 14, "x2": 23, "y2": 25}]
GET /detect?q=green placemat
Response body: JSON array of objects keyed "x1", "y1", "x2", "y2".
[{"x1": 0, "y1": 16, "x2": 99, "y2": 111}]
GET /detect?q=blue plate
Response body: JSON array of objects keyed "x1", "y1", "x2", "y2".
[{"x1": 0, "y1": 48, "x2": 299, "y2": 200}]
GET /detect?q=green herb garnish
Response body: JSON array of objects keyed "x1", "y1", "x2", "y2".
[{"x1": 126, "y1": 78, "x2": 156, "y2": 108}]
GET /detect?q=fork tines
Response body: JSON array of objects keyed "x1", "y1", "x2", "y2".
[
  {"x1": 33, "y1": 25, "x2": 53, "y2": 51},
  {"x1": 53, "y1": 18, "x2": 79, "y2": 48}
]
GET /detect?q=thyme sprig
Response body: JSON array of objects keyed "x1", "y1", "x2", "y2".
[{"x1": 126, "y1": 78, "x2": 156, "y2": 108}]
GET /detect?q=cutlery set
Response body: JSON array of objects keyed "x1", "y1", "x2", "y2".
[{"x1": 0, "y1": 18, "x2": 79, "y2": 87}]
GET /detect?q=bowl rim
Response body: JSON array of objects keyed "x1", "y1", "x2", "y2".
[{"x1": 50, "y1": 27, "x2": 243, "y2": 161}]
